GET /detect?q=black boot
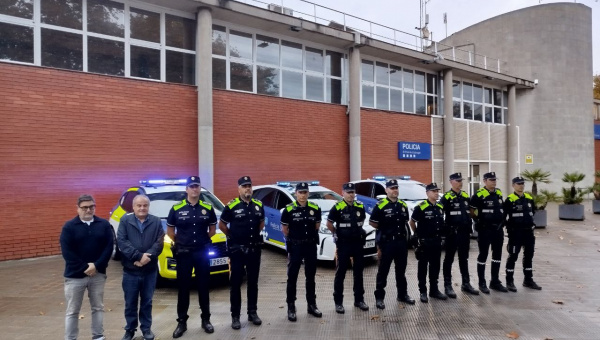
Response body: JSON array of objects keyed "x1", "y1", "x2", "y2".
[
  {"x1": 461, "y1": 281, "x2": 480, "y2": 295},
  {"x1": 307, "y1": 304, "x2": 322, "y2": 317},
  {"x1": 489, "y1": 280, "x2": 509, "y2": 292},
  {"x1": 172, "y1": 319, "x2": 187, "y2": 338},
  {"x1": 201, "y1": 319, "x2": 214, "y2": 333},
  {"x1": 479, "y1": 281, "x2": 490, "y2": 294},
  {"x1": 523, "y1": 279, "x2": 542, "y2": 290},
  {"x1": 506, "y1": 280, "x2": 517, "y2": 292},
  {"x1": 429, "y1": 289, "x2": 448, "y2": 300},
  {"x1": 248, "y1": 311, "x2": 262, "y2": 325},
  {"x1": 287, "y1": 303, "x2": 297, "y2": 322},
  {"x1": 231, "y1": 316, "x2": 241, "y2": 330}
]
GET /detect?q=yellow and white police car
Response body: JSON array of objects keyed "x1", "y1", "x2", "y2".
[
  {"x1": 252, "y1": 181, "x2": 377, "y2": 261},
  {"x1": 109, "y1": 179, "x2": 229, "y2": 280}
]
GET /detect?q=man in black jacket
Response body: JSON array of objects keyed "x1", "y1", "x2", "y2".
[
  {"x1": 117, "y1": 194, "x2": 165, "y2": 340},
  {"x1": 60, "y1": 194, "x2": 114, "y2": 340}
]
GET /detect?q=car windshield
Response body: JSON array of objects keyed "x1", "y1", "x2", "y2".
[
  {"x1": 292, "y1": 190, "x2": 342, "y2": 212},
  {"x1": 398, "y1": 183, "x2": 427, "y2": 201},
  {"x1": 147, "y1": 191, "x2": 225, "y2": 218}
]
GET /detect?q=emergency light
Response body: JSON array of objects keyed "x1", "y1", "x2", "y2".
[
  {"x1": 276, "y1": 181, "x2": 320, "y2": 187},
  {"x1": 140, "y1": 179, "x2": 187, "y2": 185}
]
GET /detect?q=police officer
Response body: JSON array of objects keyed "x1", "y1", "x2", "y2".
[
  {"x1": 218, "y1": 176, "x2": 265, "y2": 330},
  {"x1": 409, "y1": 183, "x2": 448, "y2": 303},
  {"x1": 167, "y1": 176, "x2": 217, "y2": 337},
  {"x1": 371, "y1": 179, "x2": 415, "y2": 309},
  {"x1": 281, "y1": 182, "x2": 323, "y2": 321},
  {"x1": 326, "y1": 182, "x2": 369, "y2": 313},
  {"x1": 504, "y1": 176, "x2": 542, "y2": 292},
  {"x1": 440, "y1": 173, "x2": 479, "y2": 297},
  {"x1": 470, "y1": 171, "x2": 508, "y2": 294}
]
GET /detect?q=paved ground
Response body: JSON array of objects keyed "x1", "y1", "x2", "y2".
[{"x1": 1, "y1": 202, "x2": 600, "y2": 340}]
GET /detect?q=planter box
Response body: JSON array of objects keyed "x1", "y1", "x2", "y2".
[
  {"x1": 593, "y1": 200, "x2": 600, "y2": 214},
  {"x1": 533, "y1": 210, "x2": 547, "y2": 228},
  {"x1": 558, "y1": 204, "x2": 585, "y2": 221}
]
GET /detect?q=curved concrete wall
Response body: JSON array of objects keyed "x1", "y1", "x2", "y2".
[{"x1": 441, "y1": 3, "x2": 593, "y2": 193}]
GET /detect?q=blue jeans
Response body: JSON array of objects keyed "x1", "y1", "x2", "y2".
[
  {"x1": 64, "y1": 274, "x2": 106, "y2": 340},
  {"x1": 122, "y1": 270, "x2": 157, "y2": 332}
]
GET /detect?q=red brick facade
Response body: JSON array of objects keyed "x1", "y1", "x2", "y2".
[{"x1": 0, "y1": 63, "x2": 433, "y2": 261}]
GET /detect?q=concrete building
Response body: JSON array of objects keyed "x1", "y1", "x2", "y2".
[{"x1": 0, "y1": 0, "x2": 593, "y2": 260}]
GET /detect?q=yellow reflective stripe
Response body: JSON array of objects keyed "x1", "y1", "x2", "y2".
[
  {"x1": 307, "y1": 201, "x2": 319, "y2": 210},
  {"x1": 173, "y1": 199, "x2": 186, "y2": 211},
  {"x1": 508, "y1": 193, "x2": 519, "y2": 202},
  {"x1": 198, "y1": 200, "x2": 212, "y2": 210},
  {"x1": 436, "y1": 203, "x2": 444, "y2": 209},
  {"x1": 270, "y1": 238, "x2": 285, "y2": 246},
  {"x1": 127, "y1": 187, "x2": 138, "y2": 192},
  {"x1": 111, "y1": 205, "x2": 127, "y2": 222},
  {"x1": 461, "y1": 191, "x2": 469, "y2": 198},
  {"x1": 377, "y1": 198, "x2": 389, "y2": 209},
  {"x1": 496, "y1": 189, "x2": 503, "y2": 196},
  {"x1": 335, "y1": 200, "x2": 347, "y2": 210},
  {"x1": 419, "y1": 201, "x2": 430, "y2": 210},
  {"x1": 524, "y1": 193, "x2": 533, "y2": 200},
  {"x1": 228, "y1": 198, "x2": 241, "y2": 209},
  {"x1": 444, "y1": 191, "x2": 456, "y2": 200},
  {"x1": 251, "y1": 198, "x2": 263, "y2": 207},
  {"x1": 210, "y1": 269, "x2": 229, "y2": 275},
  {"x1": 354, "y1": 201, "x2": 364, "y2": 208},
  {"x1": 211, "y1": 233, "x2": 227, "y2": 243}
]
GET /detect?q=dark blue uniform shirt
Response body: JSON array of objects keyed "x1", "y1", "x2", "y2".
[
  {"x1": 167, "y1": 199, "x2": 217, "y2": 248},
  {"x1": 220, "y1": 197, "x2": 264, "y2": 246}
]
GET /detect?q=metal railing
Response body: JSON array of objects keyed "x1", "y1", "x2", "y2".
[{"x1": 233, "y1": 0, "x2": 505, "y2": 73}]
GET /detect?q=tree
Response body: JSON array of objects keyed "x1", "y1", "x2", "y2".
[
  {"x1": 521, "y1": 168, "x2": 551, "y2": 196},
  {"x1": 561, "y1": 172, "x2": 585, "y2": 205},
  {"x1": 594, "y1": 74, "x2": 600, "y2": 100}
]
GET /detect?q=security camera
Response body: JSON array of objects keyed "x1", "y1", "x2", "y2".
[{"x1": 534, "y1": 79, "x2": 539, "y2": 86}]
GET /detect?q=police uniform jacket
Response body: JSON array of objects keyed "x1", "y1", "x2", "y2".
[
  {"x1": 327, "y1": 199, "x2": 366, "y2": 241},
  {"x1": 281, "y1": 200, "x2": 322, "y2": 244},
  {"x1": 504, "y1": 192, "x2": 536, "y2": 231},
  {"x1": 440, "y1": 189, "x2": 472, "y2": 229},
  {"x1": 220, "y1": 197, "x2": 264, "y2": 247},
  {"x1": 411, "y1": 200, "x2": 445, "y2": 239},
  {"x1": 470, "y1": 187, "x2": 504, "y2": 227},
  {"x1": 167, "y1": 199, "x2": 217, "y2": 249},
  {"x1": 369, "y1": 197, "x2": 410, "y2": 243}
]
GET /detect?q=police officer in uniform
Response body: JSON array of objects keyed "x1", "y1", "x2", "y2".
[
  {"x1": 440, "y1": 173, "x2": 479, "y2": 297},
  {"x1": 219, "y1": 176, "x2": 265, "y2": 330},
  {"x1": 504, "y1": 176, "x2": 542, "y2": 292},
  {"x1": 281, "y1": 182, "x2": 323, "y2": 321},
  {"x1": 371, "y1": 179, "x2": 415, "y2": 309},
  {"x1": 469, "y1": 171, "x2": 508, "y2": 294},
  {"x1": 326, "y1": 182, "x2": 369, "y2": 313},
  {"x1": 167, "y1": 176, "x2": 217, "y2": 337},
  {"x1": 409, "y1": 183, "x2": 448, "y2": 303}
]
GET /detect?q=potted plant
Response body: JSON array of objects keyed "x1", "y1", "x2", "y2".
[
  {"x1": 591, "y1": 171, "x2": 600, "y2": 214},
  {"x1": 558, "y1": 172, "x2": 586, "y2": 220},
  {"x1": 521, "y1": 169, "x2": 551, "y2": 227}
]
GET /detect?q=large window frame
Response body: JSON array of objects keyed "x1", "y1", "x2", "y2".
[
  {"x1": 450, "y1": 78, "x2": 507, "y2": 124},
  {"x1": 211, "y1": 20, "x2": 347, "y2": 105},
  {"x1": 0, "y1": 0, "x2": 196, "y2": 84},
  {"x1": 360, "y1": 57, "x2": 439, "y2": 116}
]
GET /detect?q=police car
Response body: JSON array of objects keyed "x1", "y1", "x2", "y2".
[
  {"x1": 351, "y1": 176, "x2": 428, "y2": 220},
  {"x1": 252, "y1": 181, "x2": 377, "y2": 261},
  {"x1": 109, "y1": 179, "x2": 229, "y2": 280}
]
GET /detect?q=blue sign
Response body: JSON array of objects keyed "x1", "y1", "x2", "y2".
[
  {"x1": 595, "y1": 125, "x2": 600, "y2": 140},
  {"x1": 398, "y1": 141, "x2": 431, "y2": 160}
]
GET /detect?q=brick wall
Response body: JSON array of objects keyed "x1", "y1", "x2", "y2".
[
  {"x1": 0, "y1": 63, "x2": 198, "y2": 260},
  {"x1": 361, "y1": 109, "x2": 432, "y2": 184},
  {"x1": 213, "y1": 90, "x2": 349, "y2": 200}
]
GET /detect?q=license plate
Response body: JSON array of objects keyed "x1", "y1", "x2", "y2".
[
  {"x1": 210, "y1": 257, "x2": 228, "y2": 266},
  {"x1": 364, "y1": 240, "x2": 375, "y2": 249}
]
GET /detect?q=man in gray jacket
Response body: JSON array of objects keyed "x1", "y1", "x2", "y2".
[{"x1": 117, "y1": 194, "x2": 165, "y2": 340}]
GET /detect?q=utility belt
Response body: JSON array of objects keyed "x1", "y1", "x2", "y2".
[
  {"x1": 337, "y1": 221, "x2": 364, "y2": 228},
  {"x1": 378, "y1": 233, "x2": 407, "y2": 243},
  {"x1": 171, "y1": 243, "x2": 207, "y2": 256},
  {"x1": 286, "y1": 238, "x2": 316, "y2": 246},
  {"x1": 227, "y1": 243, "x2": 261, "y2": 255},
  {"x1": 446, "y1": 223, "x2": 472, "y2": 234},
  {"x1": 475, "y1": 221, "x2": 503, "y2": 232}
]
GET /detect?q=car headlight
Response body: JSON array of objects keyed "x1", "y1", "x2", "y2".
[{"x1": 319, "y1": 224, "x2": 332, "y2": 234}]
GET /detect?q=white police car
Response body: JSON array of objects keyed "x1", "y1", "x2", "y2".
[
  {"x1": 350, "y1": 176, "x2": 428, "y2": 222},
  {"x1": 252, "y1": 181, "x2": 377, "y2": 261},
  {"x1": 108, "y1": 179, "x2": 229, "y2": 280}
]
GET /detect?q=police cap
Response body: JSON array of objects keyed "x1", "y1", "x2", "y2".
[
  {"x1": 186, "y1": 176, "x2": 201, "y2": 187},
  {"x1": 425, "y1": 182, "x2": 440, "y2": 191},
  {"x1": 342, "y1": 182, "x2": 356, "y2": 192},
  {"x1": 295, "y1": 182, "x2": 309, "y2": 192},
  {"x1": 238, "y1": 176, "x2": 252, "y2": 186},
  {"x1": 449, "y1": 172, "x2": 463, "y2": 181},
  {"x1": 483, "y1": 172, "x2": 497, "y2": 180},
  {"x1": 512, "y1": 176, "x2": 525, "y2": 184},
  {"x1": 386, "y1": 179, "x2": 399, "y2": 188}
]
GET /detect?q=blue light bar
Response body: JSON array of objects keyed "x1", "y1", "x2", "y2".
[
  {"x1": 276, "y1": 181, "x2": 291, "y2": 187},
  {"x1": 399, "y1": 175, "x2": 411, "y2": 180},
  {"x1": 310, "y1": 181, "x2": 320, "y2": 186},
  {"x1": 277, "y1": 181, "x2": 320, "y2": 187},
  {"x1": 140, "y1": 179, "x2": 187, "y2": 185},
  {"x1": 373, "y1": 176, "x2": 386, "y2": 181}
]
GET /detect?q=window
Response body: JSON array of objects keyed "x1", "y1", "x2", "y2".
[
  {"x1": 41, "y1": 29, "x2": 82, "y2": 71},
  {"x1": 230, "y1": 61, "x2": 253, "y2": 92},
  {"x1": 256, "y1": 35, "x2": 279, "y2": 65},
  {"x1": 166, "y1": 51, "x2": 195, "y2": 85},
  {"x1": 0, "y1": 0, "x2": 33, "y2": 19},
  {"x1": 276, "y1": 192, "x2": 292, "y2": 210},
  {"x1": 451, "y1": 80, "x2": 505, "y2": 124},
  {"x1": 166, "y1": 14, "x2": 195, "y2": 50},
  {"x1": 253, "y1": 189, "x2": 277, "y2": 208},
  {"x1": 0, "y1": 22, "x2": 33, "y2": 63},
  {"x1": 353, "y1": 182, "x2": 373, "y2": 197},
  {"x1": 257, "y1": 66, "x2": 279, "y2": 96},
  {"x1": 281, "y1": 40, "x2": 302, "y2": 69},
  {"x1": 41, "y1": 0, "x2": 82, "y2": 30},
  {"x1": 87, "y1": 0, "x2": 124, "y2": 38},
  {"x1": 88, "y1": 37, "x2": 124, "y2": 76},
  {"x1": 130, "y1": 7, "x2": 159, "y2": 43},
  {"x1": 130, "y1": 45, "x2": 160, "y2": 80}
]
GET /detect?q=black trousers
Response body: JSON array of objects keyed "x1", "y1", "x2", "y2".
[
  {"x1": 374, "y1": 238, "x2": 408, "y2": 300},
  {"x1": 417, "y1": 238, "x2": 442, "y2": 293},
  {"x1": 229, "y1": 247, "x2": 261, "y2": 317},
  {"x1": 506, "y1": 229, "x2": 536, "y2": 282},
  {"x1": 333, "y1": 240, "x2": 365, "y2": 304},
  {"x1": 286, "y1": 243, "x2": 318, "y2": 304},
  {"x1": 443, "y1": 229, "x2": 472, "y2": 284},
  {"x1": 176, "y1": 248, "x2": 210, "y2": 321},
  {"x1": 477, "y1": 227, "x2": 504, "y2": 284}
]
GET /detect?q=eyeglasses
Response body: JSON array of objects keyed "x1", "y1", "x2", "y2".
[{"x1": 79, "y1": 205, "x2": 96, "y2": 210}]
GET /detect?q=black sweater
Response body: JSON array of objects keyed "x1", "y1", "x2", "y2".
[{"x1": 59, "y1": 216, "x2": 114, "y2": 278}]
